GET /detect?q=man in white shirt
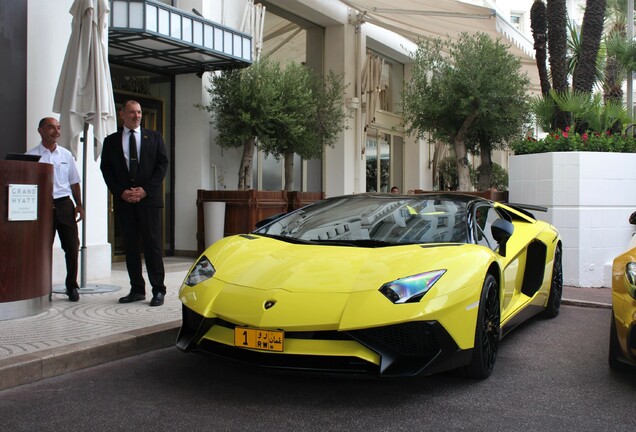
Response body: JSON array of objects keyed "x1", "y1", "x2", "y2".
[{"x1": 27, "y1": 117, "x2": 85, "y2": 301}]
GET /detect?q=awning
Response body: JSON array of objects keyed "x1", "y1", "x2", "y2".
[
  {"x1": 107, "y1": 0, "x2": 252, "y2": 75},
  {"x1": 342, "y1": 0, "x2": 541, "y2": 94}
]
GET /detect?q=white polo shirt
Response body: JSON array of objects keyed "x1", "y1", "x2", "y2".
[{"x1": 26, "y1": 143, "x2": 81, "y2": 199}]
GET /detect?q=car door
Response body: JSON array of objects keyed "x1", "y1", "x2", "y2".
[{"x1": 472, "y1": 203, "x2": 526, "y2": 322}]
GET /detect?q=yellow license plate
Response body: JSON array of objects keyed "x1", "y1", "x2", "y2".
[{"x1": 234, "y1": 327, "x2": 284, "y2": 352}]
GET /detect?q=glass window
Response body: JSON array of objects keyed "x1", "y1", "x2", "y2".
[
  {"x1": 182, "y1": 17, "x2": 192, "y2": 43},
  {"x1": 367, "y1": 131, "x2": 403, "y2": 193},
  {"x1": 158, "y1": 8, "x2": 170, "y2": 35},
  {"x1": 510, "y1": 14, "x2": 522, "y2": 32},
  {"x1": 392, "y1": 135, "x2": 403, "y2": 192},
  {"x1": 379, "y1": 134, "x2": 390, "y2": 193},
  {"x1": 474, "y1": 205, "x2": 500, "y2": 250},
  {"x1": 112, "y1": 1, "x2": 128, "y2": 27},
  {"x1": 255, "y1": 194, "x2": 470, "y2": 245},
  {"x1": 170, "y1": 13, "x2": 181, "y2": 39},
  {"x1": 262, "y1": 153, "x2": 282, "y2": 191},
  {"x1": 366, "y1": 134, "x2": 379, "y2": 192}
]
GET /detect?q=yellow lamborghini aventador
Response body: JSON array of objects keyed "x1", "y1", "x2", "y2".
[
  {"x1": 177, "y1": 193, "x2": 563, "y2": 379},
  {"x1": 609, "y1": 243, "x2": 636, "y2": 370}
]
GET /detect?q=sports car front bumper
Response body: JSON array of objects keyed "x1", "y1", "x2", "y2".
[{"x1": 176, "y1": 305, "x2": 473, "y2": 377}]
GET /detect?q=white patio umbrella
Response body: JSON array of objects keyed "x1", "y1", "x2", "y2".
[{"x1": 53, "y1": 0, "x2": 117, "y2": 290}]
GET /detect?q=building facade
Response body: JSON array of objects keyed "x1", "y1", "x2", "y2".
[{"x1": 6, "y1": 0, "x2": 545, "y2": 283}]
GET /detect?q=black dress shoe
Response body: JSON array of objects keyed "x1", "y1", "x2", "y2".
[
  {"x1": 66, "y1": 288, "x2": 80, "y2": 302},
  {"x1": 150, "y1": 292, "x2": 164, "y2": 307},
  {"x1": 119, "y1": 292, "x2": 146, "y2": 303}
]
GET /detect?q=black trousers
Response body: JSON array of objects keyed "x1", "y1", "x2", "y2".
[
  {"x1": 118, "y1": 205, "x2": 166, "y2": 296},
  {"x1": 53, "y1": 197, "x2": 79, "y2": 290}
]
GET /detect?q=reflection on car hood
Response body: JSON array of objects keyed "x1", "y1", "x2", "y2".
[{"x1": 210, "y1": 235, "x2": 465, "y2": 293}]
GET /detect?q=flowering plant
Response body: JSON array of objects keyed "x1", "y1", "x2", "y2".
[{"x1": 510, "y1": 127, "x2": 636, "y2": 155}]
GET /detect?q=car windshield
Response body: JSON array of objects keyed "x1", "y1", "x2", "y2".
[{"x1": 254, "y1": 194, "x2": 470, "y2": 246}]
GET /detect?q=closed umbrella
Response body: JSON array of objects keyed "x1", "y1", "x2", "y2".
[
  {"x1": 53, "y1": 0, "x2": 117, "y2": 289},
  {"x1": 361, "y1": 52, "x2": 383, "y2": 129}
]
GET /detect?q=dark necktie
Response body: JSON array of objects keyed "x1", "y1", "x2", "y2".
[{"x1": 129, "y1": 129, "x2": 138, "y2": 180}]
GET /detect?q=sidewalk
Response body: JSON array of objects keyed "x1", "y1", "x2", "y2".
[
  {"x1": 0, "y1": 259, "x2": 612, "y2": 391},
  {"x1": 0, "y1": 257, "x2": 193, "y2": 391}
]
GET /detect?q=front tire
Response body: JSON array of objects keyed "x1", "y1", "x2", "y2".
[
  {"x1": 543, "y1": 244, "x2": 563, "y2": 318},
  {"x1": 462, "y1": 274, "x2": 500, "y2": 379}
]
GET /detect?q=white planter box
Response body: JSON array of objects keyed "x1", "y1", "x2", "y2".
[{"x1": 509, "y1": 152, "x2": 636, "y2": 288}]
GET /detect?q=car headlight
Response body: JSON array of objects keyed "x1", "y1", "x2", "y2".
[
  {"x1": 624, "y1": 262, "x2": 636, "y2": 299},
  {"x1": 184, "y1": 256, "x2": 216, "y2": 287},
  {"x1": 379, "y1": 270, "x2": 446, "y2": 304}
]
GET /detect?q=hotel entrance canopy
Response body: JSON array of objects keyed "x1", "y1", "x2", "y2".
[{"x1": 108, "y1": 0, "x2": 252, "y2": 75}]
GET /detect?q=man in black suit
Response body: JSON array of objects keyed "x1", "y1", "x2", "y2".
[{"x1": 100, "y1": 100, "x2": 169, "y2": 306}]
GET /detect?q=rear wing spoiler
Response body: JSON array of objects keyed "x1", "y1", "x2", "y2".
[{"x1": 504, "y1": 202, "x2": 548, "y2": 220}]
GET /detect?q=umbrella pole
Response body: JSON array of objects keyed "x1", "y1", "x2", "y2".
[
  {"x1": 54, "y1": 123, "x2": 118, "y2": 295},
  {"x1": 80, "y1": 122, "x2": 88, "y2": 288},
  {"x1": 52, "y1": 122, "x2": 119, "y2": 295}
]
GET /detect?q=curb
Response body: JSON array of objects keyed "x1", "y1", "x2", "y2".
[
  {"x1": 0, "y1": 320, "x2": 181, "y2": 392},
  {"x1": 562, "y1": 298, "x2": 612, "y2": 310}
]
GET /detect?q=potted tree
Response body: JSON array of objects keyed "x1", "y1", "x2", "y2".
[
  {"x1": 196, "y1": 60, "x2": 287, "y2": 249},
  {"x1": 198, "y1": 59, "x2": 280, "y2": 190},
  {"x1": 259, "y1": 62, "x2": 345, "y2": 191},
  {"x1": 196, "y1": 60, "x2": 346, "y2": 251},
  {"x1": 402, "y1": 32, "x2": 530, "y2": 191},
  {"x1": 256, "y1": 62, "x2": 346, "y2": 211}
]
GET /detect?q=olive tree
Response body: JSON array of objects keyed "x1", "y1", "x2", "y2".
[
  {"x1": 200, "y1": 60, "x2": 281, "y2": 190},
  {"x1": 258, "y1": 63, "x2": 346, "y2": 191},
  {"x1": 403, "y1": 32, "x2": 530, "y2": 190},
  {"x1": 201, "y1": 60, "x2": 345, "y2": 191}
]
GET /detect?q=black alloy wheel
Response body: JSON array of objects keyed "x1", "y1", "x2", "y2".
[{"x1": 462, "y1": 274, "x2": 500, "y2": 379}]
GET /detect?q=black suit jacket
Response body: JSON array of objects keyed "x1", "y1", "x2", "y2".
[{"x1": 100, "y1": 128, "x2": 168, "y2": 209}]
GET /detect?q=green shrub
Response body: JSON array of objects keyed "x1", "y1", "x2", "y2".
[
  {"x1": 474, "y1": 162, "x2": 508, "y2": 191},
  {"x1": 510, "y1": 127, "x2": 636, "y2": 154}
]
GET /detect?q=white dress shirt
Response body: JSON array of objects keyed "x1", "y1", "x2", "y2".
[{"x1": 123, "y1": 126, "x2": 141, "y2": 170}]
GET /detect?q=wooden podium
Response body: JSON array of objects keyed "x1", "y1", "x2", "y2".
[{"x1": 0, "y1": 160, "x2": 53, "y2": 320}]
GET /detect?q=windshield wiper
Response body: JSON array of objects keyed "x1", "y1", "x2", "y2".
[
  {"x1": 256, "y1": 233, "x2": 315, "y2": 245},
  {"x1": 311, "y1": 239, "x2": 398, "y2": 248},
  {"x1": 259, "y1": 234, "x2": 402, "y2": 248}
]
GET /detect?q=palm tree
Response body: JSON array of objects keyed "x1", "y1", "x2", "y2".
[
  {"x1": 530, "y1": 0, "x2": 610, "y2": 132},
  {"x1": 567, "y1": 20, "x2": 605, "y2": 84},
  {"x1": 531, "y1": 0, "x2": 551, "y2": 95},
  {"x1": 547, "y1": 0, "x2": 570, "y2": 130},
  {"x1": 547, "y1": 0, "x2": 569, "y2": 93},
  {"x1": 573, "y1": 0, "x2": 607, "y2": 94},
  {"x1": 604, "y1": 0, "x2": 628, "y2": 105}
]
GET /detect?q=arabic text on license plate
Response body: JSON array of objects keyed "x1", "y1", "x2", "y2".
[{"x1": 234, "y1": 327, "x2": 284, "y2": 352}]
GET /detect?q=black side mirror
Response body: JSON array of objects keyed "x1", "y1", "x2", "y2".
[
  {"x1": 629, "y1": 211, "x2": 636, "y2": 225},
  {"x1": 491, "y1": 218, "x2": 514, "y2": 257}
]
